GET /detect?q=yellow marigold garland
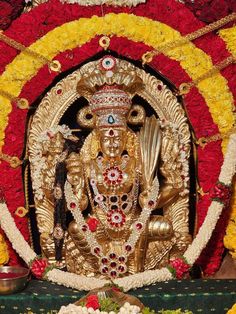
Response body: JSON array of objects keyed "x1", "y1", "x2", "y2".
[
  {"x1": 0, "y1": 13, "x2": 234, "y2": 150},
  {"x1": 219, "y1": 25, "x2": 236, "y2": 57},
  {"x1": 0, "y1": 234, "x2": 9, "y2": 265},
  {"x1": 227, "y1": 303, "x2": 236, "y2": 314},
  {"x1": 220, "y1": 26, "x2": 236, "y2": 261}
]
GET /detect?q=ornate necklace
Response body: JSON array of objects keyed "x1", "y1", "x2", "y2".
[
  {"x1": 89, "y1": 163, "x2": 138, "y2": 231},
  {"x1": 96, "y1": 155, "x2": 129, "y2": 191},
  {"x1": 64, "y1": 175, "x2": 160, "y2": 279}
]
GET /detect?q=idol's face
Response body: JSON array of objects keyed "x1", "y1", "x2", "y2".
[{"x1": 99, "y1": 128, "x2": 126, "y2": 158}]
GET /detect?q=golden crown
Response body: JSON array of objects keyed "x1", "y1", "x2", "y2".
[{"x1": 90, "y1": 84, "x2": 132, "y2": 128}]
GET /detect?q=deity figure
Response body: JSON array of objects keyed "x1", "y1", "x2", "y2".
[
  {"x1": 60, "y1": 84, "x2": 189, "y2": 279},
  {"x1": 28, "y1": 56, "x2": 191, "y2": 279}
]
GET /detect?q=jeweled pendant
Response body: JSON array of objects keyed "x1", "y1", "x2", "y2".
[{"x1": 108, "y1": 115, "x2": 115, "y2": 124}]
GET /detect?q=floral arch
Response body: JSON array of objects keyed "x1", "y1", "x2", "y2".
[{"x1": 0, "y1": 0, "x2": 235, "y2": 290}]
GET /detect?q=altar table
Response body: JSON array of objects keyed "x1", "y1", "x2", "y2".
[{"x1": 0, "y1": 279, "x2": 235, "y2": 314}]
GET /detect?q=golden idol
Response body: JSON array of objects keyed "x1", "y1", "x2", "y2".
[{"x1": 28, "y1": 56, "x2": 192, "y2": 279}]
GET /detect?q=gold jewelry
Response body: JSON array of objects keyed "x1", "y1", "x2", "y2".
[
  {"x1": 15, "y1": 207, "x2": 28, "y2": 218},
  {"x1": 77, "y1": 106, "x2": 96, "y2": 128},
  {"x1": 99, "y1": 36, "x2": 110, "y2": 50},
  {"x1": 0, "y1": 32, "x2": 61, "y2": 73},
  {"x1": 127, "y1": 104, "x2": 146, "y2": 125},
  {"x1": 126, "y1": 131, "x2": 137, "y2": 157},
  {"x1": 49, "y1": 60, "x2": 61, "y2": 72},
  {"x1": 0, "y1": 89, "x2": 29, "y2": 109},
  {"x1": 0, "y1": 153, "x2": 22, "y2": 168},
  {"x1": 90, "y1": 132, "x2": 100, "y2": 159},
  {"x1": 17, "y1": 98, "x2": 29, "y2": 109},
  {"x1": 179, "y1": 55, "x2": 235, "y2": 95},
  {"x1": 65, "y1": 169, "x2": 159, "y2": 279},
  {"x1": 196, "y1": 125, "x2": 236, "y2": 148},
  {"x1": 142, "y1": 12, "x2": 236, "y2": 65}
]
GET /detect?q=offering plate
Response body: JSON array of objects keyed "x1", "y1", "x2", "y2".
[{"x1": 0, "y1": 266, "x2": 30, "y2": 295}]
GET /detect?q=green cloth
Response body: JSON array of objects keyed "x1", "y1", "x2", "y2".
[{"x1": 0, "y1": 279, "x2": 235, "y2": 314}]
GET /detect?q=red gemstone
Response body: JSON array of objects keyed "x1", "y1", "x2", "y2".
[
  {"x1": 118, "y1": 265, "x2": 125, "y2": 272},
  {"x1": 102, "y1": 267, "x2": 108, "y2": 273},
  {"x1": 109, "y1": 253, "x2": 116, "y2": 259},
  {"x1": 112, "y1": 181, "x2": 116, "y2": 185},
  {"x1": 118, "y1": 256, "x2": 125, "y2": 262},
  {"x1": 110, "y1": 262, "x2": 117, "y2": 268},
  {"x1": 157, "y1": 84, "x2": 162, "y2": 91},
  {"x1": 82, "y1": 225, "x2": 88, "y2": 232},
  {"x1": 125, "y1": 245, "x2": 132, "y2": 252},
  {"x1": 101, "y1": 258, "x2": 108, "y2": 264},
  {"x1": 110, "y1": 270, "x2": 117, "y2": 277},
  {"x1": 148, "y1": 200, "x2": 155, "y2": 207},
  {"x1": 115, "y1": 223, "x2": 119, "y2": 227},
  {"x1": 111, "y1": 173, "x2": 115, "y2": 177},
  {"x1": 70, "y1": 202, "x2": 76, "y2": 209},
  {"x1": 94, "y1": 247, "x2": 100, "y2": 255},
  {"x1": 57, "y1": 89, "x2": 62, "y2": 94},
  {"x1": 114, "y1": 215, "x2": 119, "y2": 220},
  {"x1": 136, "y1": 223, "x2": 143, "y2": 230},
  {"x1": 109, "y1": 129, "x2": 114, "y2": 136}
]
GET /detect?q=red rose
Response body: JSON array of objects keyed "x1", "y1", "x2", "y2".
[
  {"x1": 210, "y1": 182, "x2": 232, "y2": 207},
  {"x1": 87, "y1": 217, "x2": 99, "y2": 232},
  {"x1": 86, "y1": 295, "x2": 100, "y2": 310},
  {"x1": 169, "y1": 258, "x2": 190, "y2": 279},
  {"x1": 31, "y1": 257, "x2": 49, "y2": 279}
]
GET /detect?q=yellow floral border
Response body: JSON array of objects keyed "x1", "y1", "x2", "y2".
[
  {"x1": 0, "y1": 234, "x2": 9, "y2": 265},
  {"x1": 219, "y1": 25, "x2": 236, "y2": 57},
  {"x1": 220, "y1": 26, "x2": 236, "y2": 260},
  {"x1": 0, "y1": 13, "x2": 235, "y2": 150}
]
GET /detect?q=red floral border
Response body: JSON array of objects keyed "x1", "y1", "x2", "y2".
[{"x1": 0, "y1": 0, "x2": 235, "y2": 275}]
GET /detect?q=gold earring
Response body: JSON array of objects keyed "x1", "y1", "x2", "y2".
[{"x1": 90, "y1": 132, "x2": 100, "y2": 159}]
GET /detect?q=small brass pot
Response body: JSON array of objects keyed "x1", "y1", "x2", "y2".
[{"x1": 0, "y1": 266, "x2": 30, "y2": 295}]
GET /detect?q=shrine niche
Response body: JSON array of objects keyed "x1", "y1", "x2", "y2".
[
  {"x1": 0, "y1": 3, "x2": 236, "y2": 311},
  {"x1": 27, "y1": 56, "x2": 192, "y2": 278}
]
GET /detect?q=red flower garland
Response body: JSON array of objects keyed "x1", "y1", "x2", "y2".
[
  {"x1": 0, "y1": 0, "x2": 234, "y2": 276},
  {"x1": 184, "y1": 0, "x2": 236, "y2": 24},
  {"x1": 0, "y1": 0, "x2": 25, "y2": 31}
]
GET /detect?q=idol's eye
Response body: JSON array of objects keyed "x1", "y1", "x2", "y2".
[
  {"x1": 102, "y1": 137, "x2": 109, "y2": 142},
  {"x1": 115, "y1": 137, "x2": 120, "y2": 141}
]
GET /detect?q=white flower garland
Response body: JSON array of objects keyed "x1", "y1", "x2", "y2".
[
  {"x1": 0, "y1": 133, "x2": 236, "y2": 291},
  {"x1": 0, "y1": 204, "x2": 37, "y2": 264},
  {"x1": 30, "y1": 125, "x2": 72, "y2": 201},
  {"x1": 46, "y1": 268, "x2": 108, "y2": 290},
  {"x1": 59, "y1": 0, "x2": 146, "y2": 7}
]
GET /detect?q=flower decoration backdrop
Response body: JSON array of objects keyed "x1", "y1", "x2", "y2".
[{"x1": 0, "y1": 0, "x2": 235, "y2": 277}]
